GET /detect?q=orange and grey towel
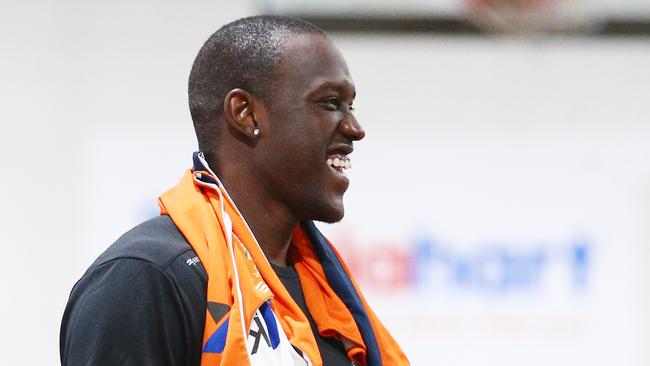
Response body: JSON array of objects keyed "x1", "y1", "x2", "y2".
[{"x1": 157, "y1": 152, "x2": 408, "y2": 366}]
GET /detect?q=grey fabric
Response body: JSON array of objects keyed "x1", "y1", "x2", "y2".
[
  {"x1": 60, "y1": 216, "x2": 207, "y2": 366},
  {"x1": 271, "y1": 263, "x2": 351, "y2": 365},
  {"x1": 61, "y1": 215, "x2": 352, "y2": 365}
]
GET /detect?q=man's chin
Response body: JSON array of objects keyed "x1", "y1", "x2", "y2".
[
  {"x1": 298, "y1": 194, "x2": 346, "y2": 223},
  {"x1": 316, "y1": 215, "x2": 343, "y2": 224},
  {"x1": 312, "y1": 205, "x2": 345, "y2": 224}
]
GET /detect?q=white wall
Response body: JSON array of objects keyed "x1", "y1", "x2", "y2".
[
  {"x1": 0, "y1": 1, "x2": 255, "y2": 364},
  {"x1": 2, "y1": 2, "x2": 649, "y2": 365},
  {"x1": 326, "y1": 34, "x2": 650, "y2": 365}
]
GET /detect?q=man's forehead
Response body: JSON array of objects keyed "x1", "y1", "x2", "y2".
[
  {"x1": 280, "y1": 32, "x2": 329, "y2": 53},
  {"x1": 274, "y1": 33, "x2": 352, "y2": 87}
]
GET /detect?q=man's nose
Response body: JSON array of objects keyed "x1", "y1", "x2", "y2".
[{"x1": 339, "y1": 115, "x2": 366, "y2": 141}]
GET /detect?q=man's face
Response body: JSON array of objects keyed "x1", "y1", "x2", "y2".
[{"x1": 254, "y1": 33, "x2": 365, "y2": 223}]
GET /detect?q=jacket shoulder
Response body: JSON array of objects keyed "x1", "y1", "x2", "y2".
[{"x1": 91, "y1": 215, "x2": 193, "y2": 270}]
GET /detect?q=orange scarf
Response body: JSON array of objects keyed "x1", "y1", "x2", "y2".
[{"x1": 158, "y1": 156, "x2": 408, "y2": 365}]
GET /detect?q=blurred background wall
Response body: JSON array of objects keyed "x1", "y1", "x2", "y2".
[{"x1": 1, "y1": 0, "x2": 649, "y2": 365}]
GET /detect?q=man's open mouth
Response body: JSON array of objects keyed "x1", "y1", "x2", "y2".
[{"x1": 326, "y1": 154, "x2": 351, "y2": 174}]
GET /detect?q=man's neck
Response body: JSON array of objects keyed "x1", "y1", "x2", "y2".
[{"x1": 209, "y1": 156, "x2": 297, "y2": 268}]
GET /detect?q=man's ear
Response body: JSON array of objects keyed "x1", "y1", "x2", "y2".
[{"x1": 223, "y1": 88, "x2": 260, "y2": 140}]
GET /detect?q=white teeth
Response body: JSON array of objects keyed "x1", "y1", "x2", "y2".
[{"x1": 327, "y1": 156, "x2": 351, "y2": 170}]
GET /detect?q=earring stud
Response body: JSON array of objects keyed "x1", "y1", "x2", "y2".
[{"x1": 253, "y1": 128, "x2": 260, "y2": 136}]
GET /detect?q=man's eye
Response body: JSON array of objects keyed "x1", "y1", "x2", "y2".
[
  {"x1": 322, "y1": 98, "x2": 341, "y2": 109},
  {"x1": 322, "y1": 98, "x2": 355, "y2": 112}
]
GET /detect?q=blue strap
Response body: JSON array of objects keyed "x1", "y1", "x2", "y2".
[{"x1": 300, "y1": 220, "x2": 382, "y2": 366}]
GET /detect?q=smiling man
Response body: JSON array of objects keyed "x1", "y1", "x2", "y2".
[{"x1": 61, "y1": 16, "x2": 408, "y2": 366}]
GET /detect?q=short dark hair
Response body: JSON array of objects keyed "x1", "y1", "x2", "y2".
[{"x1": 188, "y1": 15, "x2": 324, "y2": 151}]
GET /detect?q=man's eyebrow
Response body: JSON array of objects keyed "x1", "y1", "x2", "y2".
[{"x1": 309, "y1": 80, "x2": 356, "y2": 97}]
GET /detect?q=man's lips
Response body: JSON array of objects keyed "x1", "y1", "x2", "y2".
[
  {"x1": 326, "y1": 143, "x2": 353, "y2": 156},
  {"x1": 326, "y1": 144, "x2": 354, "y2": 174},
  {"x1": 327, "y1": 154, "x2": 351, "y2": 171}
]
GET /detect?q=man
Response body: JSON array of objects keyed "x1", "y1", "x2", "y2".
[{"x1": 60, "y1": 15, "x2": 408, "y2": 366}]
